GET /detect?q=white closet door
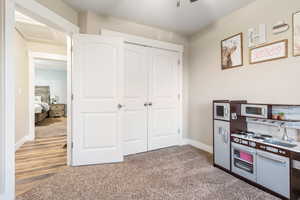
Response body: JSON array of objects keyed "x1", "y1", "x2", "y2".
[
  {"x1": 148, "y1": 49, "x2": 180, "y2": 151},
  {"x1": 123, "y1": 44, "x2": 149, "y2": 155},
  {"x1": 72, "y1": 34, "x2": 124, "y2": 166}
]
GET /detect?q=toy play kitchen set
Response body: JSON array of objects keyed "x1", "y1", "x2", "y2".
[{"x1": 213, "y1": 100, "x2": 300, "y2": 200}]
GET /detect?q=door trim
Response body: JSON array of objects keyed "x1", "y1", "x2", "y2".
[
  {"x1": 101, "y1": 29, "x2": 185, "y2": 146},
  {"x1": 2, "y1": 0, "x2": 79, "y2": 199},
  {"x1": 101, "y1": 29, "x2": 184, "y2": 53}
]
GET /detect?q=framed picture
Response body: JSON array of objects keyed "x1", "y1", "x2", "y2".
[
  {"x1": 221, "y1": 33, "x2": 243, "y2": 70},
  {"x1": 249, "y1": 40, "x2": 288, "y2": 64},
  {"x1": 293, "y1": 11, "x2": 300, "y2": 56}
]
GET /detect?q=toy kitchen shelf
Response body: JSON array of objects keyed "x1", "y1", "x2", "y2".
[
  {"x1": 238, "y1": 103, "x2": 300, "y2": 124},
  {"x1": 237, "y1": 103, "x2": 300, "y2": 121}
]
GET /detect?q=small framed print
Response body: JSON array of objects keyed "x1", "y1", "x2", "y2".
[
  {"x1": 293, "y1": 11, "x2": 300, "y2": 56},
  {"x1": 249, "y1": 40, "x2": 288, "y2": 64},
  {"x1": 221, "y1": 33, "x2": 243, "y2": 70}
]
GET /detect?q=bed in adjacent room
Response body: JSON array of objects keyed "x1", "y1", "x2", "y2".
[{"x1": 35, "y1": 86, "x2": 50, "y2": 123}]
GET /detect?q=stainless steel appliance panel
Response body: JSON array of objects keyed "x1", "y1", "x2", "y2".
[
  {"x1": 257, "y1": 150, "x2": 290, "y2": 198},
  {"x1": 214, "y1": 120, "x2": 230, "y2": 170}
]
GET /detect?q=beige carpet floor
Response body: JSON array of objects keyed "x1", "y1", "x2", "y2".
[
  {"x1": 17, "y1": 146, "x2": 279, "y2": 200},
  {"x1": 35, "y1": 117, "x2": 67, "y2": 138}
]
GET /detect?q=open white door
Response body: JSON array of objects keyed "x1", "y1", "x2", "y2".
[
  {"x1": 72, "y1": 34, "x2": 124, "y2": 166},
  {"x1": 148, "y1": 49, "x2": 180, "y2": 150}
]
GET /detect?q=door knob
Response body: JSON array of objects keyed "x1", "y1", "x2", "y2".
[
  {"x1": 148, "y1": 102, "x2": 153, "y2": 106},
  {"x1": 144, "y1": 103, "x2": 148, "y2": 107}
]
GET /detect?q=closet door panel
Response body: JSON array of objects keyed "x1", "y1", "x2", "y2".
[
  {"x1": 148, "y1": 49, "x2": 180, "y2": 150},
  {"x1": 123, "y1": 44, "x2": 149, "y2": 155}
]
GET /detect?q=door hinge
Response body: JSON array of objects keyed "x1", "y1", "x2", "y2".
[
  {"x1": 178, "y1": 129, "x2": 181, "y2": 134},
  {"x1": 178, "y1": 59, "x2": 181, "y2": 65},
  {"x1": 71, "y1": 141, "x2": 74, "y2": 148},
  {"x1": 71, "y1": 94, "x2": 74, "y2": 101},
  {"x1": 178, "y1": 94, "x2": 181, "y2": 100}
]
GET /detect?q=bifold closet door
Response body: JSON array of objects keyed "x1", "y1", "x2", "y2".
[
  {"x1": 123, "y1": 44, "x2": 149, "y2": 155},
  {"x1": 148, "y1": 49, "x2": 180, "y2": 151}
]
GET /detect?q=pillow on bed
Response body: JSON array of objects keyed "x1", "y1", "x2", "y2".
[
  {"x1": 41, "y1": 102, "x2": 50, "y2": 112},
  {"x1": 35, "y1": 96, "x2": 42, "y2": 104}
]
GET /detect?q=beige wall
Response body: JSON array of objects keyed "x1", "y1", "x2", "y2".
[
  {"x1": 14, "y1": 39, "x2": 66, "y2": 145},
  {"x1": 14, "y1": 29, "x2": 29, "y2": 143},
  {"x1": 79, "y1": 11, "x2": 190, "y2": 138},
  {"x1": 82, "y1": 11, "x2": 188, "y2": 45},
  {"x1": 35, "y1": 0, "x2": 78, "y2": 25},
  {"x1": 188, "y1": 0, "x2": 300, "y2": 146}
]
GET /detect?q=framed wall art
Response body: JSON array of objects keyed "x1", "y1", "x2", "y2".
[
  {"x1": 249, "y1": 40, "x2": 288, "y2": 64},
  {"x1": 293, "y1": 11, "x2": 300, "y2": 56},
  {"x1": 221, "y1": 33, "x2": 243, "y2": 70}
]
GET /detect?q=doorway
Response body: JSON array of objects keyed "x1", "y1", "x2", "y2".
[
  {"x1": 1, "y1": 0, "x2": 78, "y2": 198},
  {"x1": 14, "y1": 10, "x2": 69, "y2": 196},
  {"x1": 34, "y1": 58, "x2": 68, "y2": 139}
]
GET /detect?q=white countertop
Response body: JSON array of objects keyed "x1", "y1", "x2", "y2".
[{"x1": 231, "y1": 134, "x2": 300, "y2": 153}]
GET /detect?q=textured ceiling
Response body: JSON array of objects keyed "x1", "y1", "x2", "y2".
[{"x1": 63, "y1": 0, "x2": 255, "y2": 35}]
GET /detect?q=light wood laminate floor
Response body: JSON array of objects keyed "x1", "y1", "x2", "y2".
[{"x1": 15, "y1": 135, "x2": 67, "y2": 196}]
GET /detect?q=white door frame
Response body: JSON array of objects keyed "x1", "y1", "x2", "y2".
[
  {"x1": 0, "y1": 0, "x2": 3, "y2": 197},
  {"x1": 101, "y1": 29, "x2": 185, "y2": 145},
  {"x1": 1, "y1": 0, "x2": 79, "y2": 199},
  {"x1": 28, "y1": 52, "x2": 67, "y2": 141}
]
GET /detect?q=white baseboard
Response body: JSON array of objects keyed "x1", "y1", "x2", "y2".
[
  {"x1": 183, "y1": 138, "x2": 213, "y2": 154},
  {"x1": 15, "y1": 135, "x2": 30, "y2": 151}
]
